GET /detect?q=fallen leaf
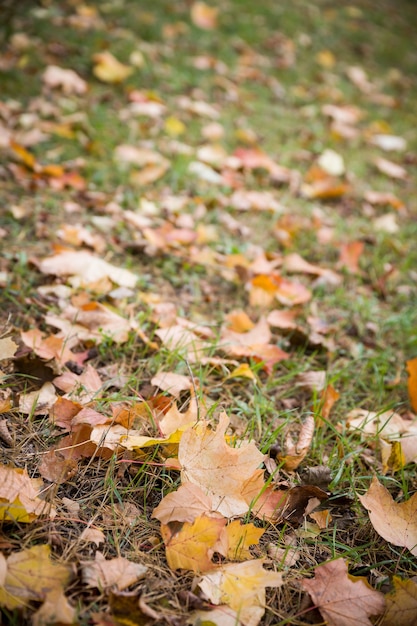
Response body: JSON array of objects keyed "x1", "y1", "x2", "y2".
[
  {"x1": 151, "y1": 371, "x2": 193, "y2": 398},
  {"x1": 39, "y1": 250, "x2": 138, "y2": 288},
  {"x1": 153, "y1": 483, "x2": 215, "y2": 524},
  {"x1": 191, "y1": 2, "x2": 218, "y2": 30},
  {"x1": 81, "y1": 552, "x2": 147, "y2": 590},
  {"x1": 179, "y1": 412, "x2": 266, "y2": 517},
  {"x1": 302, "y1": 558, "x2": 385, "y2": 626},
  {"x1": 32, "y1": 589, "x2": 76, "y2": 626},
  {"x1": 0, "y1": 465, "x2": 57, "y2": 522},
  {"x1": 220, "y1": 521, "x2": 265, "y2": 561},
  {"x1": 370, "y1": 134, "x2": 407, "y2": 151},
  {"x1": 43, "y1": 65, "x2": 87, "y2": 94},
  {"x1": 0, "y1": 337, "x2": 18, "y2": 360},
  {"x1": 374, "y1": 157, "x2": 407, "y2": 180},
  {"x1": 406, "y1": 358, "x2": 417, "y2": 413},
  {"x1": 93, "y1": 51, "x2": 133, "y2": 83},
  {"x1": 198, "y1": 559, "x2": 283, "y2": 626},
  {"x1": 18, "y1": 382, "x2": 57, "y2": 416},
  {"x1": 279, "y1": 415, "x2": 315, "y2": 470},
  {"x1": 79, "y1": 527, "x2": 105, "y2": 546},
  {"x1": 338, "y1": 241, "x2": 364, "y2": 273},
  {"x1": 381, "y1": 576, "x2": 417, "y2": 626},
  {"x1": 162, "y1": 515, "x2": 226, "y2": 573},
  {"x1": 359, "y1": 477, "x2": 417, "y2": 556},
  {"x1": 0, "y1": 545, "x2": 72, "y2": 610}
]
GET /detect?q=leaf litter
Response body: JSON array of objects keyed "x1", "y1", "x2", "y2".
[{"x1": 0, "y1": 0, "x2": 416, "y2": 625}]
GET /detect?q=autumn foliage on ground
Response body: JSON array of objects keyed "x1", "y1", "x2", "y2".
[{"x1": 0, "y1": 1, "x2": 417, "y2": 625}]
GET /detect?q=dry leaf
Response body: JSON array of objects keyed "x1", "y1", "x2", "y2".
[
  {"x1": 406, "y1": 358, "x2": 417, "y2": 413},
  {"x1": 302, "y1": 558, "x2": 385, "y2": 626},
  {"x1": 32, "y1": 589, "x2": 76, "y2": 626},
  {"x1": 162, "y1": 515, "x2": 226, "y2": 573},
  {"x1": 39, "y1": 250, "x2": 138, "y2": 288},
  {"x1": 43, "y1": 65, "x2": 87, "y2": 94},
  {"x1": 79, "y1": 527, "x2": 105, "y2": 546},
  {"x1": 279, "y1": 415, "x2": 315, "y2": 470},
  {"x1": 0, "y1": 337, "x2": 18, "y2": 360},
  {"x1": 151, "y1": 371, "x2": 192, "y2": 398},
  {"x1": 18, "y1": 382, "x2": 57, "y2": 415},
  {"x1": 0, "y1": 545, "x2": 72, "y2": 610},
  {"x1": 0, "y1": 465, "x2": 57, "y2": 522},
  {"x1": 179, "y1": 412, "x2": 266, "y2": 517},
  {"x1": 359, "y1": 477, "x2": 417, "y2": 556},
  {"x1": 93, "y1": 51, "x2": 133, "y2": 83},
  {"x1": 374, "y1": 157, "x2": 407, "y2": 180},
  {"x1": 81, "y1": 552, "x2": 147, "y2": 590},
  {"x1": 198, "y1": 559, "x2": 283, "y2": 626},
  {"x1": 191, "y1": 2, "x2": 218, "y2": 30},
  {"x1": 153, "y1": 483, "x2": 215, "y2": 524},
  {"x1": 381, "y1": 576, "x2": 417, "y2": 626},
  {"x1": 220, "y1": 521, "x2": 265, "y2": 561}
]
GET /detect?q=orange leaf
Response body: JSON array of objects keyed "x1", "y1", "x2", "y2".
[
  {"x1": 302, "y1": 558, "x2": 385, "y2": 626},
  {"x1": 406, "y1": 358, "x2": 417, "y2": 413},
  {"x1": 359, "y1": 477, "x2": 417, "y2": 556}
]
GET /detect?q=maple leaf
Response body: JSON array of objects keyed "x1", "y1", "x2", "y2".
[
  {"x1": 219, "y1": 521, "x2": 265, "y2": 561},
  {"x1": 198, "y1": 559, "x2": 283, "y2": 626},
  {"x1": 151, "y1": 371, "x2": 193, "y2": 398},
  {"x1": 81, "y1": 552, "x2": 147, "y2": 590},
  {"x1": 302, "y1": 558, "x2": 385, "y2": 626},
  {"x1": 179, "y1": 412, "x2": 266, "y2": 517},
  {"x1": 42, "y1": 65, "x2": 87, "y2": 94},
  {"x1": 0, "y1": 465, "x2": 56, "y2": 522},
  {"x1": 381, "y1": 576, "x2": 417, "y2": 626},
  {"x1": 0, "y1": 336, "x2": 18, "y2": 360},
  {"x1": 278, "y1": 415, "x2": 315, "y2": 470},
  {"x1": 162, "y1": 515, "x2": 226, "y2": 573},
  {"x1": 0, "y1": 545, "x2": 73, "y2": 611},
  {"x1": 153, "y1": 483, "x2": 216, "y2": 525},
  {"x1": 359, "y1": 477, "x2": 417, "y2": 556}
]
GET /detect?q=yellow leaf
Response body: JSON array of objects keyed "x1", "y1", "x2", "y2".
[
  {"x1": 0, "y1": 545, "x2": 72, "y2": 610},
  {"x1": 93, "y1": 51, "x2": 133, "y2": 83},
  {"x1": 222, "y1": 521, "x2": 265, "y2": 561},
  {"x1": 190, "y1": 2, "x2": 218, "y2": 30},
  {"x1": 316, "y1": 50, "x2": 336, "y2": 68},
  {"x1": 226, "y1": 363, "x2": 257, "y2": 381},
  {"x1": 381, "y1": 440, "x2": 406, "y2": 474},
  {"x1": 164, "y1": 116, "x2": 186, "y2": 137},
  {"x1": 381, "y1": 576, "x2": 417, "y2": 626},
  {"x1": 162, "y1": 515, "x2": 226, "y2": 573}
]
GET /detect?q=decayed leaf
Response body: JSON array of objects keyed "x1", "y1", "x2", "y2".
[
  {"x1": 18, "y1": 382, "x2": 57, "y2": 416},
  {"x1": 198, "y1": 559, "x2": 283, "y2": 626},
  {"x1": 381, "y1": 576, "x2": 417, "y2": 626},
  {"x1": 0, "y1": 465, "x2": 56, "y2": 522},
  {"x1": 93, "y1": 51, "x2": 133, "y2": 83},
  {"x1": 359, "y1": 477, "x2": 417, "y2": 556},
  {"x1": 406, "y1": 358, "x2": 417, "y2": 413},
  {"x1": 179, "y1": 412, "x2": 266, "y2": 517},
  {"x1": 81, "y1": 552, "x2": 147, "y2": 590},
  {"x1": 302, "y1": 558, "x2": 385, "y2": 626},
  {"x1": 0, "y1": 545, "x2": 73, "y2": 610},
  {"x1": 162, "y1": 515, "x2": 226, "y2": 573}
]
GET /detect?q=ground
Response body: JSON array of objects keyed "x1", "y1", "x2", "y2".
[{"x1": 0, "y1": 1, "x2": 416, "y2": 625}]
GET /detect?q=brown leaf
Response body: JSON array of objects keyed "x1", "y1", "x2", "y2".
[
  {"x1": 153, "y1": 483, "x2": 215, "y2": 524},
  {"x1": 0, "y1": 465, "x2": 56, "y2": 522},
  {"x1": 359, "y1": 477, "x2": 417, "y2": 556},
  {"x1": 279, "y1": 415, "x2": 315, "y2": 471},
  {"x1": 302, "y1": 558, "x2": 385, "y2": 626},
  {"x1": 81, "y1": 552, "x2": 147, "y2": 590}
]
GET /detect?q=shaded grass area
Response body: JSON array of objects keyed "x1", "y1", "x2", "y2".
[{"x1": 1, "y1": 0, "x2": 417, "y2": 624}]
